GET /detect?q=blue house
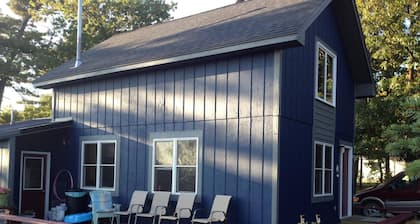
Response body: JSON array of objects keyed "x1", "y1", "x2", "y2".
[{"x1": 1, "y1": 0, "x2": 374, "y2": 223}]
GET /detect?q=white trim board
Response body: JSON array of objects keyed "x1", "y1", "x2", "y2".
[
  {"x1": 34, "y1": 35, "x2": 301, "y2": 88},
  {"x1": 339, "y1": 145, "x2": 353, "y2": 219}
]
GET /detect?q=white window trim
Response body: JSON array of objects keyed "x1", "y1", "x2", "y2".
[
  {"x1": 315, "y1": 41, "x2": 337, "y2": 107},
  {"x1": 151, "y1": 137, "x2": 199, "y2": 194},
  {"x1": 80, "y1": 139, "x2": 118, "y2": 191},
  {"x1": 313, "y1": 141, "x2": 334, "y2": 197}
]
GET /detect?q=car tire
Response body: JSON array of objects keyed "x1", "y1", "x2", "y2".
[{"x1": 362, "y1": 201, "x2": 384, "y2": 217}]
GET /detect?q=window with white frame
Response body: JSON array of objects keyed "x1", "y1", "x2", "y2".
[
  {"x1": 315, "y1": 42, "x2": 337, "y2": 106},
  {"x1": 81, "y1": 140, "x2": 118, "y2": 191},
  {"x1": 314, "y1": 142, "x2": 334, "y2": 196},
  {"x1": 152, "y1": 138, "x2": 198, "y2": 193}
]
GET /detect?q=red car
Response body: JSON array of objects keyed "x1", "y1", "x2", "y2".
[{"x1": 353, "y1": 172, "x2": 420, "y2": 217}]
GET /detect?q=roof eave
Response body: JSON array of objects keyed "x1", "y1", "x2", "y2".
[
  {"x1": 34, "y1": 34, "x2": 302, "y2": 89},
  {"x1": 333, "y1": 0, "x2": 375, "y2": 98}
]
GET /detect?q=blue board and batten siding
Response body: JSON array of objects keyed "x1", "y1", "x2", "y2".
[
  {"x1": 279, "y1": 4, "x2": 355, "y2": 224},
  {"x1": 53, "y1": 51, "x2": 279, "y2": 224}
]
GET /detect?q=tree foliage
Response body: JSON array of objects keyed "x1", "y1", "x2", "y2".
[
  {"x1": 0, "y1": 95, "x2": 51, "y2": 124},
  {"x1": 355, "y1": 0, "x2": 419, "y2": 179},
  {"x1": 0, "y1": 0, "x2": 176, "y2": 108},
  {"x1": 356, "y1": 0, "x2": 419, "y2": 78}
]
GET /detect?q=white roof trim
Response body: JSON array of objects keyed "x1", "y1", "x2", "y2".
[{"x1": 34, "y1": 34, "x2": 301, "y2": 88}]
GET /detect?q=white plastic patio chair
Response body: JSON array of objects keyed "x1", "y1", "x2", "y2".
[
  {"x1": 135, "y1": 191, "x2": 171, "y2": 224},
  {"x1": 111, "y1": 190, "x2": 148, "y2": 224},
  {"x1": 158, "y1": 193, "x2": 196, "y2": 224},
  {"x1": 191, "y1": 195, "x2": 232, "y2": 224},
  {"x1": 89, "y1": 191, "x2": 121, "y2": 224}
]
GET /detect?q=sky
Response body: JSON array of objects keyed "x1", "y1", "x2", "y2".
[{"x1": 0, "y1": 0, "x2": 236, "y2": 111}]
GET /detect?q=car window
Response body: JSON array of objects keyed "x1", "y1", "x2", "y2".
[{"x1": 390, "y1": 175, "x2": 419, "y2": 190}]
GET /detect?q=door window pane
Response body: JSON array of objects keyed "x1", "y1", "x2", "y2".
[
  {"x1": 155, "y1": 141, "x2": 173, "y2": 166},
  {"x1": 154, "y1": 168, "x2": 172, "y2": 191},
  {"x1": 24, "y1": 158, "x2": 43, "y2": 189},
  {"x1": 101, "y1": 143, "x2": 115, "y2": 164},
  {"x1": 84, "y1": 144, "x2": 97, "y2": 164},
  {"x1": 177, "y1": 140, "x2": 197, "y2": 165},
  {"x1": 177, "y1": 167, "x2": 196, "y2": 192},
  {"x1": 100, "y1": 166, "x2": 114, "y2": 188}
]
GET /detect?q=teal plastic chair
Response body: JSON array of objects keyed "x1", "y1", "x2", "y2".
[{"x1": 89, "y1": 191, "x2": 120, "y2": 224}]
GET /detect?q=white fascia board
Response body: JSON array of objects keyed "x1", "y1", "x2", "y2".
[{"x1": 34, "y1": 34, "x2": 301, "y2": 88}]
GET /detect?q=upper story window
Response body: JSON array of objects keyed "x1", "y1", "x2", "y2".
[
  {"x1": 315, "y1": 42, "x2": 337, "y2": 106},
  {"x1": 314, "y1": 141, "x2": 334, "y2": 197},
  {"x1": 152, "y1": 138, "x2": 198, "y2": 194},
  {"x1": 81, "y1": 138, "x2": 118, "y2": 191}
]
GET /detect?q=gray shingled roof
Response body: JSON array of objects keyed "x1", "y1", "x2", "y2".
[
  {"x1": 0, "y1": 118, "x2": 72, "y2": 139},
  {"x1": 34, "y1": 0, "x2": 329, "y2": 87},
  {"x1": 33, "y1": 0, "x2": 373, "y2": 94}
]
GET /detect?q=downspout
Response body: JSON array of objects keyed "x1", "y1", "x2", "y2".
[{"x1": 74, "y1": 0, "x2": 83, "y2": 68}]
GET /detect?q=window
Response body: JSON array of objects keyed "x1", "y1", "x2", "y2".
[
  {"x1": 81, "y1": 140, "x2": 118, "y2": 191},
  {"x1": 314, "y1": 142, "x2": 334, "y2": 196},
  {"x1": 315, "y1": 42, "x2": 337, "y2": 106},
  {"x1": 152, "y1": 138, "x2": 198, "y2": 194}
]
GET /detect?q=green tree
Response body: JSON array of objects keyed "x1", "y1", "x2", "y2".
[
  {"x1": 36, "y1": 0, "x2": 176, "y2": 68},
  {"x1": 0, "y1": 0, "x2": 47, "y2": 108},
  {"x1": 383, "y1": 77, "x2": 420, "y2": 176},
  {"x1": 0, "y1": 94, "x2": 52, "y2": 124},
  {"x1": 355, "y1": 0, "x2": 419, "y2": 182},
  {"x1": 0, "y1": 0, "x2": 176, "y2": 108},
  {"x1": 20, "y1": 94, "x2": 52, "y2": 120},
  {"x1": 0, "y1": 108, "x2": 23, "y2": 124},
  {"x1": 356, "y1": 0, "x2": 419, "y2": 79}
]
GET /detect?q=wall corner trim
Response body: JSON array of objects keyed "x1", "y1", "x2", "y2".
[{"x1": 271, "y1": 49, "x2": 281, "y2": 224}]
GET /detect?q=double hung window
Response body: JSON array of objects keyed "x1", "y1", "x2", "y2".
[
  {"x1": 314, "y1": 142, "x2": 334, "y2": 196},
  {"x1": 315, "y1": 42, "x2": 337, "y2": 106},
  {"x1": 152, "y1": 138, "x2": 198, "y2": 194},
  {"x1": 81, "y1": 140, "x2": 117, "y2": 191}
]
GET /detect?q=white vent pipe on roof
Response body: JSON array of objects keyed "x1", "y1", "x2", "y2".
[{"x1": 74, "y1": 0, "x2": 83, "y2": 68}]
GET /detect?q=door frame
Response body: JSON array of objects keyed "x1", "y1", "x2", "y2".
[
  {"x1": 339, "y1": 145, "x2": 353, "y2": 218},
  {"x1": 19, "y1": 151, "x2": 51, "y2": 218}
]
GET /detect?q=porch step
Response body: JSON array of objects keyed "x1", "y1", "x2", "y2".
[{"x1": 377, "y1": 213, "x2": 416, "y2": 224}]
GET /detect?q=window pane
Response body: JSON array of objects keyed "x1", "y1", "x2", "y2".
[
  {"x1": 101, "y1": 143, "x2": 115, "y2": 164},
  {"x1": 177, "y1": 167, "x2": 196, "y2": 192},
  {"x1": 326, "y1": 55, "x2": 334, "y2": 103},
  {"x1": 100, "y1": 166, "x2": 114, "y2": 188},
  {"x1": 155, "y1": 141, "x2": 173, "y2": 166},
  {"x1": 154, "y1": 168, "x2": 172, "y2": 191},
  {"x1": 177, "y1": 140, "x2": 197, "y2": 165},
  {"x1": 325, "y1": 170, "x2": 332, "y2": 193},
  {"x1": 315, "y1": 144, "x2": 323, "y2": 168},
  {"x1": 317, "y1": 49, "x2": 325, "y2": 99},
  {"x1": 315, "y1": 170, "x2": 323, "y2": 195},
  {"x1": 84, "y1": 144, "x2": 97, "y2": 164},
  {"x1": 325, "y1": 146, "x2": 332, "y2": 169},
  {"x1": 83, "y1": 166, "x2": 97, "y2": 187},
  {"x1": 24, "y1": 158, "x2": 43, "y2": 189}
]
